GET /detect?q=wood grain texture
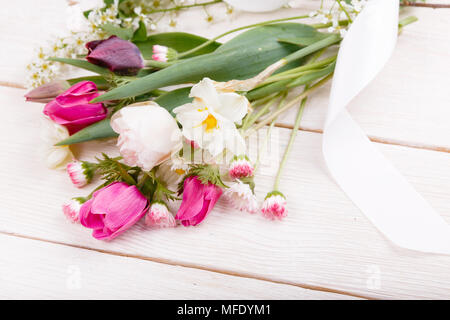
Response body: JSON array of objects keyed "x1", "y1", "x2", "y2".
[
  {"x1": 1, "y1": 1, "x2": 449, "y2": 150},
  {"x1": 2, "y1": 86, "x2": 450, "y2": 299},
  {"x1": 0, "y1": 233, "x2": 354, "y2": 299}
]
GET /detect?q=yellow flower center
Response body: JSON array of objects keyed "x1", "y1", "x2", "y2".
[
  {"x1": 202, "y1": 114, "x2": 217, "y2": 132},
  {"x1": 175, "y1": 169, "x2": 185, "y2": 175}
]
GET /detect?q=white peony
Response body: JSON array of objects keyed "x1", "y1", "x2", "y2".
[
  {"x1": 173, "y1": 77, "x2": 248, "y2": 157},
  {"x1": 111, "y1": 101, "x2": 182, "y2": 171}
]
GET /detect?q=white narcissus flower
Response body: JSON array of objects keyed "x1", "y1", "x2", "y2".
[
  {"x1": 173, "y1": 77, "x2": 248, "y2": 157},
  {"x1": 40, "y1": 118, "x2": 74, "y2": 170},
  {"x1": 156, "y1": 156, "x2": 188, "y2": 189},
  {"x1": 111, "y1": 101, "x2": 182, "y2": 171},
  {"x1": 224, "y1": 180, "x2": 258, "y2": 214}
]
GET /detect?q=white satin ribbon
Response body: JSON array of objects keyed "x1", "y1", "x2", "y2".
[{"x1": 322, "y1": 0, "x2": 450, "y2": 254}]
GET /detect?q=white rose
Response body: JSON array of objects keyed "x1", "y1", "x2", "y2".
[{"x1": 111, "y1": 102, "x2": 182, "y2": 171}]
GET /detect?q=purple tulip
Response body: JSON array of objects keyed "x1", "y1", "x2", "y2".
[
  {"x1": 79, "y1": 182, "x2": 148, "y2": 240},
  {"x1": 86, "y1": 36, "x2": 145, "y2": 75},
  {"x1": 175, "y1": 176, "x2": 223, "y2": 226},
  {"x1": 43, "y1": 81, "x2": 107, "y2": 134}
]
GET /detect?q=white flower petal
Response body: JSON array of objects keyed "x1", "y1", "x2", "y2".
[
  {"x1": 216, "y1": 92, "x2": 248, "y2": 124},
  {"x1": 189, "y1": 78, "x2": 220, "y2": 109}
]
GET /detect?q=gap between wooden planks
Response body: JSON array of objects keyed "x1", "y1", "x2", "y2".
[
  {"x1": 2, "y1": 86, "x2": 450, "y2": 299},
  {"x1": 0, "y1": 232, "x2": 358, "y2": 299},
  {"x1": 0, "y1": 231, "x2": 366, "y2": 299}
]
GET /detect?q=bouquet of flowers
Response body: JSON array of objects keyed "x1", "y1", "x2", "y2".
[{"x1": 25, "y1": 0, "x2": 422, "y2": 241}]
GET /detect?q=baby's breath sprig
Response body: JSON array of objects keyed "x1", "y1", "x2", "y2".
[{"x1": 26, "y1": 0, "x2": 225, "y2": 88}]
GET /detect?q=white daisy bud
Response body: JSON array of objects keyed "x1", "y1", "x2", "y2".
[
  {"x1": 152, "y1": 45, "x2": 177, "y2": 62},
  {"x1": 229, "y1": 155, "x2": 254, "y2": 179},
  {"x1": 66, "y1": 161, "x2": 94, "y2": 188},
  {"x1": 261, "y1": 191, "x2": 287, "y2": 220},
  {"x1": 145, "y1": 201, "x2": 177, "y2": 228},
  {"x1": 62, "y1": 199, "x2": 83, "y2": 223},
  {"x1": 224, "y1": 180, "x2": 258, "y2": 214}
]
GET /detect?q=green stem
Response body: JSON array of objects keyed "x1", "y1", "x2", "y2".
[
  {"x1": 273, "y1": 93, "x2": 308, "y2": 191},
  {"x1": 145, "y1": 0, "x2": 223, "y2": 14},
  {"x1": 117, "y1": 162, "x2": 136, "y2": 185},
  {"x1": 312, "y1": 19, "x2": 349, "y2": 29},
  {"x1": 177, "y1": 14, "x2": 311, "y2": 58},
  {"x1": 137, "y1": 172, "x2": 149, "y2": 189},
  {"x1": 246, "y1": 73, "x2": 333, "y2": 135},
  {"x1": 336, "y1": 0, "x2": 353, "y2": 23},
  {"x1": 243, "y1": 93, "x2": 281, "y2": 130},
  {"x1": 268, "y1": 55, "x2": 337, "y2": 80},
  {"x1": 398, "y1": 16, "x2": 418, "y2": 28},
  {"x1": 144, "y1": 60, "x2": 174, "y2": 68},
  {"x1": 287, "y1": 61, "x2": 335, "y2": 87},
  {"x1": 283, "y1": 34, "x2": 341, "y2": 64}
]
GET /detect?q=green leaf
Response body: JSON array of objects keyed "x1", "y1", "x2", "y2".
[
  {"x1": 93, "y1": 23, "x2": 324, "y2": 103},
  {"x1": 49, "y1": 57, "x2": 110, "y2": 76},
  {"x1": 83, "y1": 10, "x2": 92, "y2": 19},
  {"x1": 55, "y1": 118, "x2": 117, "y2": 146},
  {"x1": 135, "y1": 32, "x2": 221, "y2": 59},
  {"x1": 278, "y1": 34, "x2": 329, "y2": 47},
  {"x1": 56, "y1": 87, "x2": 192, "y2": 146},
  {"x1": 67, "y1": 76, "x2": 110, "y2": 90},
  {"x1": 99, "y1": 23, "x2": 134, "y2": 40},
  {"x1": 154, "y1": 87, "x2": 193, "y2": 115},
  {"x1": 132, "y1": 21, "x2": 147, "y2": 42}
]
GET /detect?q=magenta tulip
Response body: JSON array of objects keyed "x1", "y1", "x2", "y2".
[
  {"x1": 79, "y1": 182, "x2": 148, "y2": 240},
  {"x1": 43, "y1": 81, "x2": 107, "y2": 134},
  {"x1": 86, "y1": 36, "x2": 144, "y2": 75},
  {"x1": 176, "y1": 176, "x2": 223, "y2": 226}
]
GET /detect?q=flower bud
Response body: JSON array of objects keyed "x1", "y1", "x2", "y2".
[
  {"x1": 224, "y1": 180, "x2": 258, "y2": 214},
  {"x1": 25, "y1": 80, "x2": 70, "y2": 103},
  {"x1": 145, "y1": 201, "x2": 177, "y2": 228},
  {"x1": 86, "y1": 36, "x2": 144, "y2": 75},
  {"x1": 229, "y1": 155, "x2": 254, "y2": 179},
  {"x1": 66, "y1": 161, "x2": 95, "y2": 188},
  {"x1": 43, "y1": 81, "x2": 107, "y2": 134},
  {"x1": 261, "y1": 191, "x2": 287, "y2": 220},
  {"x1": 152, "y1": 45, "x2": 177, "y2": 62},
  {"x1": 62, "y1": 198, "x2": 83, "y2": 223}
]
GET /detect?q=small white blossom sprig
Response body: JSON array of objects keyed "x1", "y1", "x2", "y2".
[
  {"x1": 309, "y1": 0, "x2": 368, "y2": 37},
  {"x1": 26, "y1": 0, "x2": 229, "y2": 88}
]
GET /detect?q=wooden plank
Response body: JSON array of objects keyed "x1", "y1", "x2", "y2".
[
  {"x1": 0, "y1": 233, "x2": 352, "y2": 299},
  {"x1": 1, "y1": 1, "x2": 450, "y2": 149},
  {"x1": 1, "y1": 86, "x2": 450, "y2": 299}
]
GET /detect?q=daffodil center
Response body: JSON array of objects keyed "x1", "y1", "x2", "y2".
[
  {"x1": 175, "y1": 169, "x2": 185, "y2": 175},
  {"x1": 202, "y1": 114, "x2": 217, "y2": 132}
]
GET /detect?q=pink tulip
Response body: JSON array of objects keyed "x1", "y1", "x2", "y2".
[
  {"x1": 79, "y1": 182, "x2": 148, "y2": 240},
  {"x1": 86, "y1": 36, "x2": 144, "y2": 75},
  {"x1": 43, "y1": 81, "x2": 107, "y2": 134},
  {"x1": 175, "y1": 176, "x2": 222, "y2": 226}
]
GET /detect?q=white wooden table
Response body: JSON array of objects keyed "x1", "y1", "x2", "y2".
[{"x1": 1, "y1": 0, "x2": 450, "y2": 299}]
